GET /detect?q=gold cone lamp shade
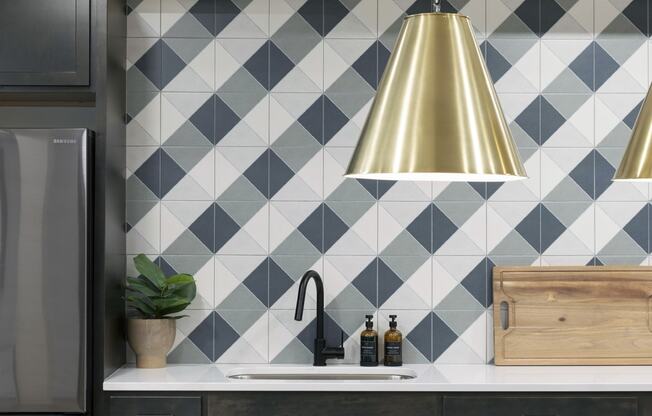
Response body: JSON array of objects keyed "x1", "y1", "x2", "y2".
[
  {"x1": 614, "y1": 85, "x2": 652, "y2": 180},
  {"x1": 345, "y1": 13, "x2": 527, "y2": 181}
]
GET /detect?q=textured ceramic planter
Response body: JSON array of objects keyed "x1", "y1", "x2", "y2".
[{"x1": 127, "y1": 318, "x2": 175, "y2": 368}]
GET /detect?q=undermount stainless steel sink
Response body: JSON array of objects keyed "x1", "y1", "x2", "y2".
[{"x1": 226, "y1": 367, "x2": 417, "y2": 381}]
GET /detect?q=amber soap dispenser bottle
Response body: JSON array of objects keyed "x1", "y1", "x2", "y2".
[
  {"x1": 384, "y1": 315, "x2": 402, "y2": 366},
  {"x1": 360, "y1": 314, "x2": 378, "y2": 366}
]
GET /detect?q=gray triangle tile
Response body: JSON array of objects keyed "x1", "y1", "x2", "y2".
[
  {"x1": 598, "y1": 123, "x2": 632, "y2": 147},
  {"x1": 326, "y1": 180, "x2": 376, "y2": 201},
  {"x1": 545, "y1": 94, "x2": 591, "y2": 119},
  {"x1": 273, "y1": 122, "x2": 321, "y2": 148},
  {"x1": 599, "y1": 231, "x2": 646, "y2": 256},
  {"x1": 218, "y1": 176, "x2": 267, "y2": 201},
  {"x1": 402, "y1": 339, "x2": 431, "y2": 364},
  {"x1": 382, "y1": 231, "x2": 430, "y2": 257},
  {"x1": 165, "y1": 37, "x2": 212, "y2": 63},
  {"x1": 273, "y1": 230, "x2": 322, "y2": 256},
  {"x1": 326, "y1": 201, "x2": 374, "y2": 227},
  {"x1": 272, "y1": 145, "x2": 320, "y2": 173},
  {"x1": 435, "y1": 201, "x2": 483, "y2": 228},
  {"x1": 493, "y1": 14, "x2": 537, "y2": 38},
  {"x1": 163, "y1": 146, "x2": 211, "y2": 172},
  {"x1": 218, "y1": 201, "x2": 265, "y2": 227},
  {"x1": 167, "y1": 337, "x2": 212, "y2": 364},
  {"x1": 166, "y1": 121, "x2": 213, "y2": 146},
  {"x1": 327, "y1": 91, "x2": 373, "y2": 119},
  {"x1": 490, "y1": 230, "x2": 540, "y2": 256},
  {"x1": 219, "y1": 68, "x2": 268, "y2": 94},
  {"x1": 544, "y1": 177, "x2": 593, "y2": 202},
  {"x1": 271, "y1": 338, "x2": 313, "y2": 364},
  {"x1": 128, "y1": 65, "x2": 159, "y2": 92},
  {"x1": 435, "y1": 309, "x2": 483, "y2": 336},
  {"x1": 164, "y1": 13, "x2": 214, "y2": 38},
  {"x1": 543, "y1": 201, "x2": 591, "y2": 227},
  {"x1": 435, "y1": 285, "x2": 483, "y2": 311},
  {"x1": 165, "y1": 230, "x2": 213, "y2": 255},
  {"x1": 128, "y1": 91, "x2": 159, "y2": 116},
  {"x1": 597, "y1": 255, "x2": 647, "y2": 266},
  {"x1": 435, "y1": 183, "x2": 485, "y2": 201},
  {"x1": 217, "y1": 284, "x2": 266, "y2": 310},
  {"x1": 327, "y1": 285, "x2": 374, "y2": 310},
  {"x1": 127, "y1": 200, "x2": 157, "y2": 225},
  {"x1": 127, "y1": 175, "x2": 158, "y2": 200},
  {"x1": 380, "y1": 255, "x2": 429, "y2": 282},
  {"x1": 162, "y1": 255, "x2": 211, "y2": 276},
  {"x1": 271, "y1": 255, "x2": 321, "y2": 282},
  {"x1": 271, "y1": 14, "x2": 321, "y2": 63},
  {"x1": 218, "y1": 310, "x2": 265, "y2": 335}
]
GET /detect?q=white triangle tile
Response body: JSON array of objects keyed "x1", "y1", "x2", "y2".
[
  {"x1": 165, "y1": 66, "x2": 212, "y2": 92},
  {"x1": 165, "y1": 175, "x2": 213, "y2": 201},
  {"x1": 218, "y1": 337, "x2": 266, "y2": 363},
  {"x1": 460, "y1": 312, "x2": 487, "y2": 361},
  {"x1": 270, "y1": 0, "x2": 295, "y2": 34},
  {"x1": 435, "y1": 337, "x2": 484, "y2": 364},
  {"x1": 161, "y1": 0, "x2": 186, "y2": 34},
  {"x1": 219, "y1": 13, "x2": 267, "y2": 38}
]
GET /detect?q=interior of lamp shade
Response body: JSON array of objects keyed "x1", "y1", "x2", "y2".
[{"x1": 343, "y1": 172, "x2": 528, "y2": 182}]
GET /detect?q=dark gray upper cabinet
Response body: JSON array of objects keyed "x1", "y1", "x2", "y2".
[{"x1": 0, "y1": 0, "x2": 90, "y2": 86}]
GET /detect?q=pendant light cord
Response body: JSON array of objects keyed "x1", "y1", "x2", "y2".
[{"x1": 432, "y1": 0, "x2": 441, "y2": 12}]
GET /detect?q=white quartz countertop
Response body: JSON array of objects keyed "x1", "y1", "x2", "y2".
[{"x1": 103, "y1": 364, "x2": 652, "y2": 392}]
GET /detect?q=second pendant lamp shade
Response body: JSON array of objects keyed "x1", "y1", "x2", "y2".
[
  {"x1": 345, "y1": 13, "x2": 527, "y2": 181},
  {"x1": 614, "y1": 85, "x2": 652, "y2": 181}
]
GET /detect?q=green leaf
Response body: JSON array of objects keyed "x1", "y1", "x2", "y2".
[
  {"x1": 133, "y1": 254, "x2": 166, "y2": 290},
  {"x1": 165, "y1": 273, "x2": 194, "y2": 288},
  {"x1": 159, "y1": 301, "x2": 192, "y2": 316},
  {"x1": 126, "y1": 295, "x2": 157, "y2": 318},
  {"x1": 126, "y1": 277, "x2": 159, "y2": 297}
]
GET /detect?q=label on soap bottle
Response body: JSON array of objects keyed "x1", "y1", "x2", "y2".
[
  {"x1": 360, "y1": 335, "x2": 378, "y2": 366},
  {"x1": 384, "y1": 341, "x2": 402, "y2": 366}
]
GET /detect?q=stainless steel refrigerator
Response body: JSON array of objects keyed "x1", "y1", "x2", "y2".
[{"x1": 0, "y1": 129, "x2": 91, "y2": 414}]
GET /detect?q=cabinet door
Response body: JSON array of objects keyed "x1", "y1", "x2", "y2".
[
  {"x1": 0, "y1": 0, "x2": 90, "y2": 86},
  {"x1": 110, "y1": 396, "x2": 202, "y2": 416},
  {"x1": 443, "y1": 396, "x2": 638, "y2": 416}
]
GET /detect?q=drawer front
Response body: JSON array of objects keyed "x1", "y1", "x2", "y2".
[
  {"x1": 110, "y1": 396, "x2": 201, "y2": 416},
  {"x1": 443, "y1": 396, "x2": 638, "y2": 416}
]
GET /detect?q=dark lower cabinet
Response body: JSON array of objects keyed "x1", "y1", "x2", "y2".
[
  {"x1": 443, "y1": 395, "x2": 638, "y2": 416},
  {"x1": 110, "y1": 396, "x2": 202, "y2": 416},
  {"x1": 207, "y1": 392, "x2": 440, "y2": 416}
]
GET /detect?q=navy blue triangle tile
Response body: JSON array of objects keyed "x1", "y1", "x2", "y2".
[
  {"x1": 244, "y1": 150, "x2": 269, "y2": 197},
  {"x1": 485, "y1": 43, "x2": 512, "y2": 82},
  {"x1": 270, "y1": 149, "x2": 295, "y2": 198},
  {"x1": 134, "y1": 148, "x2": 161, "y2": 198},
  {"x1": 352, "y1": 42, "x2": 378, "y2": 89},
  {"x1": 190, "y1": 95, "x2": 215, "y2": 144},
  {"x1": 461, "y1": 259, "x2": 490, "y2": 307},
  {"x1": 158, "y1": 257, "x2": 176, "y2": 276},
  {"x1": 189, "y1": 0, "x2": 217, "y2": 35},
  {"x1": 216, "y1": 0, "x2": 240, "y2": 35},
  {"x1": 623, "y1": 0, "x2": 647, "y2": 34},
  {"x1": 593, "y1": 257, "x2": 603, "y2": 266},
  {"x1": 352, "y1": 258, "x2": 378, "y2": 307},
  {"x1": 432, "y1": 312, "x2": 457, "y2": 361},
  {"x1": 243, "y1": 258, "x2": 269, "y2": 307},
  {"x1": 378, "y1": 259, "x2": 403, "y2": 306},
  {"x1": 377, "y1": 181, "x2": 395, "y2": 199},
  {"x1": 407, "y1": 313, "x2": 432, "y2": 361},
  {"x1": 569, "y1": 43, "x2": 594, "y2": 91},
  {"x1": 126, "y1": 113, "x2": 133, "y2": 124},
  {"x1": 569, "y1": 151, "x2": 595, "y2": 199},
  {"x1": 406, "y1": 0, "x2": 431, "y2": 14},
  {"x1": 594, "y1": 150, "x2": 615, "y2": 199},
  {"x1": 323, "y1": 0, "x2": 349, "y2": 36},
  {"x1": 298, "y1": 204, "x2": 323, "y2": 252},
  {"x1": 438, "y1": 0, "x2": 460, "y2": 13},
  {"x1": 514, "y1": 0, "x2": 540, "y2": 34},
  {"x1": 433, "y1": 205, "x2": 458, "y2": 253},
  {"x1": 624, "y1": 204, "x2": 649, "y2": 252},
  {"x1": 161, "y1": 149, "x2": 186, "y2": 197},
  {"x1": 486, "y1": 183, "x2": 502, "y2": 199},
  {"x1": 269, "y1": 259, "x2": 294, "y2": 306},
  {"x1": 270, "y1": 41, "x2": 295, "y2": 90},
  {"x1": 323, "y1": 97, "x2": 349, "y2": 144},
  {"x1": 624, "y1": 100, "x2": 643, "y2": 129},
  {"x1": 298, "y1": 95, "x2": 323, "y2": 144},
  {"x1": 540, "y1": 97, "x2": 566, "y2": 145},
  {"x1": 515, "y1": 204, "x2": 541, "y2": 253},
  {"x1": 214, "y1": 311, "x2": 240, "y2": 361},
  {"x1": 359, "y1": 179, "x2": 378, "y2": 199},
  {"x1": 161, "y1": 41, "x2": 187, "y2": 89},
  {"x1": 189, "y1": 204, "x2": 215, "y2": 252},
  {"x1": 188, "y1": 312, "x2": 215, "y2": 361},
  {"x1": 515, "y1": 96, "x2": 540, "y2": 145},
  {"x1": 125, "y1": 222, "x2": 133, "y2": 233},
  {"x1": 135, "y1": 39, "x2": 162, "y2": 90},
  {"x1": 215, "y1": 203, "x2": 241, "y2": 253},
  {"x1": 470, "y1": 182, "x2": 488, "y2": 199},
  {"x1": 245, "y1": 41, "x2": 270, "y2": 90},
  {"x1": 298, "y1": 0, "x2": 324, "y2": 35},
  {"x1": 407, "y1": 204, "x2": 433, "y2": 253},
  {"x1": 323, "y1": 204, "x2": 349, "y2": 252},
  {"x1": 215, "y1": 95, "x2": 241, "y2": 144},
  {"x1": 378, "y1": 42, "x2": 391, "y2": 82},
  {"x1": 486, "y1": 258, "x2": 496, "y2": 303},
  {"x1": 541, "y1": 205, "x2": 566, "y2": 252},
  {"x1": 594, "y1": 44, "x2": 620, "y2": 90},
  {"x1": 297, "y1": 314, "x2": 346, "y2": 353},
  {"x1": 540, "y1": 0, "x2": 566, "y2": 35}
]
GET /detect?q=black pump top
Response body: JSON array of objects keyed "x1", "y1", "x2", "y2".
[
  {"x1": 365, "y1": 314, "x2": 374, "y2": 329},
  {"x1": 389, "y1": 314, "x2": 397, "y2": 328}
]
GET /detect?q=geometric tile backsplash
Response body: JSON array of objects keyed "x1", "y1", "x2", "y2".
[{"x1": 126, "y1": 0, "x2": 652, "y2": 364}]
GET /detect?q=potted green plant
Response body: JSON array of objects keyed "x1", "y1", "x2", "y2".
[{"x1": 125, "y1": 254, "x2": 196, "y2": 368}]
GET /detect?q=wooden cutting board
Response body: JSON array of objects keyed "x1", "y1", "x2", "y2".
[{"x1": 493, "y1": 266, "x2": 652, "y2": 365}]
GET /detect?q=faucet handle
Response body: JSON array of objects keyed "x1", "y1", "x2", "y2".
[{"x1": 340, "y1": 330, "x2": 345, "y2": 347}]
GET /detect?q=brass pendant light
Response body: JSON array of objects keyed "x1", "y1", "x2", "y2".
[
  {"x1": 345, "y1": 1, "x2": 527, "y2": 182},
  {"x1": 614, "y1": 86, "x2": 652, "y2": 181}
]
